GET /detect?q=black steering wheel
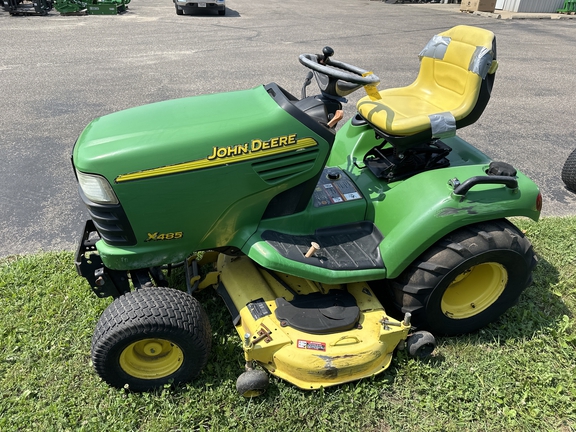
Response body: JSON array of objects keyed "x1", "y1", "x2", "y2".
[{"x1": 298, "y1": 47, "x2": 380, "y2": 88}]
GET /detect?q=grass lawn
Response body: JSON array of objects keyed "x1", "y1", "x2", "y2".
[{"x1": 0, "y1": 217, "x2": 575, "y2": 431}]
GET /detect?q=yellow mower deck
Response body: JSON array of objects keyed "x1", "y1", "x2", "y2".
[{"x1": 217, "y1": 254, "x2": 410, "y2": 389}]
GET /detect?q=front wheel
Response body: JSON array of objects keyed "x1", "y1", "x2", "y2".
[
  {"x1": 406, "y1": 331, "x2": 436, "y2": 359},
  {"x1": 236, "y1": 369, "x2": 269, "y2": 397},
  {"x1": 91, "y1": 287, "x2": 211, "y2": 391},
  {"x1": 389, "y1": 220, "x2": 536, "y2": 336}
]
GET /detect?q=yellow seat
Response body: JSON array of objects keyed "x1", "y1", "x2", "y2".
[{"x1": 357, "y1": 25, "x2": 498, "y2": 149}]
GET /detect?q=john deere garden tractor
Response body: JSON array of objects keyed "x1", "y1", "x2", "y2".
[{"x1": 73, "y1": 25, "x2": 540, "y2": 396}]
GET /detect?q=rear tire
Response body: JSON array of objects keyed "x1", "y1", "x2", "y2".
[
  {"x1": 561, "y1": 148, "x2": 576, "y2": 192},
  {"x1": 389, "y1": 220, "x2": 536, "y2": 336},
  {"x1": 175, "y1": 4, "x2": 183, "y2": 14},
  {"x1": 91, "y1": 287, "x2": 211, "y2": 391}
]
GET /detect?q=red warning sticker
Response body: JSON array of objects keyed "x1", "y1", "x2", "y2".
[{"x1": 297, "y1": 339, "x2": 326, "y2": 351}]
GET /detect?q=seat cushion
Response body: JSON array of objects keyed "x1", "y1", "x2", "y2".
[{"x1": 357, "y1": 25, "x2": 495, "y2": 137}]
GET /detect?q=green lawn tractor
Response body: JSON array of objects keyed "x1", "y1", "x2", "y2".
[
  {"x1": 53, "y1": 0, "x2": 129, "y2": 15},
  {"x1": 0, "y1": 0, "x2": 127, "y2": 14},
  {"x1": 73, "y1": 25, "x2": 541, "y2": 396}
]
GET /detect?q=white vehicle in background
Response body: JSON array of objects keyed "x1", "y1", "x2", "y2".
[{"x1": 174, "y1": 0, "x2": 225, "y2": 15}]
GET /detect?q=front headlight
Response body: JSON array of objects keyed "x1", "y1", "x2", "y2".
[{"x1": 76, "y1": 171, "x2": 119, "y2": 205}]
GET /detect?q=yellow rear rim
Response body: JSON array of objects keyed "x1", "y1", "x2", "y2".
[
  {"x1": 441, "y1": 262, "x2": 508, "y2": 319},
  {"x1": 119, "y1": 338, "x2": 184, "y2": 379}
]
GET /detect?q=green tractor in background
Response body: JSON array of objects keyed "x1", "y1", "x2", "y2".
[
  {"x1": 0, "y1": 0, "x2": 129, "y2": 15},
  {"x1": 52, "y1": 0, "x2": 129, "y2": 15},
  {"x1": 73, "y1": 25, "x2": 541, "y2": 396}
]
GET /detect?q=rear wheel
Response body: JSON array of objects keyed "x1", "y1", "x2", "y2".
[
  {"x1": 561, "y1": 148, "x2": 576, "y2": 192},
  {"x1": 91, "y1": 287, "x2": 211, "y2": 391},
  {"x1": 389, "y1": 219, "x2": 536, "y2": 336},
  {"x1": 175, "y1": 3, "x2": 183, "y2": 14}
]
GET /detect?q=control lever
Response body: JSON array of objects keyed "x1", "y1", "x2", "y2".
[{"x1": 301, "y1": 71, "x2": 314, "y2": 99}]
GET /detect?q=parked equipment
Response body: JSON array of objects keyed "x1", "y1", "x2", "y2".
[
  {"x1": 53, "y1": 0, "x2": 129, "y2": 14},
  {"x1": 174, "y1": 0, "x2": 225, "y2": 15},
  {"x1": 73, "y1": 25, "x2": 541, "y2": 395},
  {"x1": 1, "y1": 0, "x2": 53, "y2": 15},
  {"x1": 562, "y1": 148, "x2": 576, "y2": 191},
  {"x1": 0, "y1": 0, "x2": 129, "y2": 15}
]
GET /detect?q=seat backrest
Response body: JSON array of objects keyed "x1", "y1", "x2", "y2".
[{"x1": 416, "y1": 25, "x2": 497, "y2": 122}]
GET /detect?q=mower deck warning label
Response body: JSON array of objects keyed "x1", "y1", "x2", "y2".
[
  {"x1": 297, "y1": 339, "x2": 326, "y2": 351},
  {"x1": 313, "y1": 168, "x2": 363, "y2": 207}
]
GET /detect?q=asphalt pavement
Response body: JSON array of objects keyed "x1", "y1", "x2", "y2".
[{"x1": 1, "y1": 0, "x2": 575, "y2": 258}]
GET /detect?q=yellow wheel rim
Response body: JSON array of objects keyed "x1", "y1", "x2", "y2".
[
  {"x1": 242, "y1": 389, "x2": 266, "y2": 398},
  {"x1": 441, "y1": 262, "x2": 508, "y2": 319},
  {"x1": 119, "y1": 338, "x2": 184, "y2": 379}
]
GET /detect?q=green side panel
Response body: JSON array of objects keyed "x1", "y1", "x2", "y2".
[
  {"x1": 245, "y1": 120, "x2": 540, "y2": 284},
  {"x1": 332, "y1": 121, "x2": 541, "y2": 279},
  {"x1": 252, "y1": 171, "x2": 367, "y2": 235},
  {"x1": 370, "y1": 165, "x2": 540, "y2": 279},
  {"x1": 74, "y1": 85, "x2": 331, "y2": 270},
  {"x1": 244, "y1": 168, "x2": 372, "y2": 284}
]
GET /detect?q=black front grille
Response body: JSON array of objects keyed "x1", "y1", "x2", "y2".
[{"x1": 78, "y1": 187, "x2": 137, "y2": 246}]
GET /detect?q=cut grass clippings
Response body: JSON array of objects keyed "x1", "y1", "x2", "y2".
[{"x1": 0, "y1": 217, "x2": 575, "y2": 431}]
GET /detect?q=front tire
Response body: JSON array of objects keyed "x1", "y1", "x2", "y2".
[
  {"x1": 389, "y1": 220, "x2": 536, "y2": 336},
  {"x1": 91, "y1": 287, "x2": 211, "y2": 391}
]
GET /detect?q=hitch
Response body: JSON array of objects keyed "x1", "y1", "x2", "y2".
[{"x1": 75, "y1": 220, "x2": 130, "y2": 298}]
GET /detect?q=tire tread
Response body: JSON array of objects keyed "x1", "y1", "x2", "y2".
[
  {"x1": 388, "y1": 219, "x2": 535, "y2": 335},
  {"x1": 562, "y1": 148, "x2": 576, "y2": 192},
  {"x1": 91, "y1": 287, "x2": 211, "y2": 391}
]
